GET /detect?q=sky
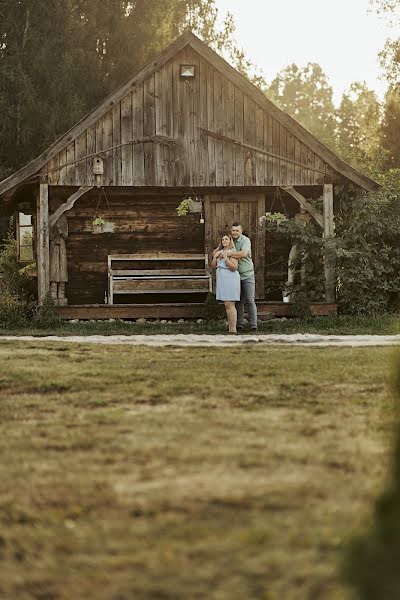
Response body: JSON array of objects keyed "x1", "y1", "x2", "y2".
[{"x1": 214, "y1": 0, "x2": 399, "y2": 105}]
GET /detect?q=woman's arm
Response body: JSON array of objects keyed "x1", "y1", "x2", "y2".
[
  {"x1": 211, "y1": 247, "x2": 221, "y2": 269},
  {"x1": 225, "y1": 256, "x2": 238, "y2": 272}
]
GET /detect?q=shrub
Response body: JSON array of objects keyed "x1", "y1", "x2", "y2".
[
  {"x1": 0, "y1": 220, "x2": 35, "y2": 326},
  {"x1": 334, "y1": 172, "x2": 400, "y2": 315},
  {"x1": 33, "y1": 292, "x2": 62, "y2": 328},
  {"x1": 204, "y1": 293, "x2": 225, "y2": 321}
]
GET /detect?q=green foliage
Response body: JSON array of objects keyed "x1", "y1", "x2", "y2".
[
  {"x1": 0, "y1": 220, "x2": 35, "y2": 326},
  {"x1": 176, "y1": 198, "x2": 192, "y2": 217},
  {"x1": 267, "y1": 63, "x2": 337, "y2": 149},
  {"x1": 334, "y1": 172, "x2": 400, "y2": 315},
  {"x1": 0, "y1": 0, "x2": 237, "y2": 179},
  {"x1": 203, "y1": 292, "x2": 225, "y2": 321},
  {"x1": 342, "y1": 367, "x2": 400, "y2": 599},
  {"x1": 33, "y1": 292, "x2": 62, "y2": 328}
]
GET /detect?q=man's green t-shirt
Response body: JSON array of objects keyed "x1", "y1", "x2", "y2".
[{"x1": 234, "y1": 234, "x2": 254, "y2": 281}]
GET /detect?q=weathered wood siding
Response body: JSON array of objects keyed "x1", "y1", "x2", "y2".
[
  {"x1": 53, "y1": 190, "x2": 204, "y2": 304},
  {"x1": 44, "y1": 47, "x2": 333, "y2": 189}
]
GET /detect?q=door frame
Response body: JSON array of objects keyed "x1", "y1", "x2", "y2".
[{"x1": 204, "y1": 193, "x2": 265, "y2": 299}]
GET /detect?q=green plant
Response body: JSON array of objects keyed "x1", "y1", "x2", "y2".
[
  {"x1": 33, "y1": 292, "x2": 62, "y2": 328},
  {"x1": 0, "y1": 220, "x2": 35, "y2": 326},
  {"x1": 203, "y1": 292, "x2": 225, "y2": 321},
  {"x1": 334, "y1": 171, "x2": 400, "y2": 315},
  {"x1": 176, "y1": 198, "x2": 193, "y2": 217},
  {"x1": 92, "y1": 216, "x2": 106, "y2": 226}
]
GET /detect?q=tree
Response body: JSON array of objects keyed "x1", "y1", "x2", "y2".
[
  {"x1": 0, "y1": 0, "x2": 237, "y2": 180},
  {"x1": 336, "y1": 82, "x2": 384, "y2": 174},
  {"x1": 266, "y1": 62, "x2": 337, "y2": 149}
]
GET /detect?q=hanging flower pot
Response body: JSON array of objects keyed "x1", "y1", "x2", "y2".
[{"x1": 92, "y1": 216, "x2": 105, "y2": 234}]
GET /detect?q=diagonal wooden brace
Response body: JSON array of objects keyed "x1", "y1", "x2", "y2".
[
  {"x1": 280, "y1": 186, "x2": 324, "y2": 229},
  {"x1": 49, "y1": 186, "x2": 93, "y2": 228}
]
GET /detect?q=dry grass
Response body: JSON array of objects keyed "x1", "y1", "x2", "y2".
[{"x1": 0, "y1": 341, "x2": 398, "y2": 600}]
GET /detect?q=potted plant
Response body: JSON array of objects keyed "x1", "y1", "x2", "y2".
[
  {"x1": 92, "y1": 216, "x2": 105, "y2": 233},
  {"x1": 176, "y1": 196, "x2": 203, "y2": 216}
]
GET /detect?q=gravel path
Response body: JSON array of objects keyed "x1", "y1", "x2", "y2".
[{"x1": 2, "y1": 333, "x2": 400, "y2": 347}]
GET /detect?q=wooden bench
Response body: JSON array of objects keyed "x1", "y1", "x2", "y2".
[{"x1": 107, "y1": 253, "x2": 212, "y2": 305}]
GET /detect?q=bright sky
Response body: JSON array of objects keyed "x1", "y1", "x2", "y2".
[{"x1": 214, "y1": 0, "x2": 399, "y2": 105}]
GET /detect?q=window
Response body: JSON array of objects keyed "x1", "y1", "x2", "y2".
[{"x1": 17, "y1": 212, "x2": 34, "y2": 262}]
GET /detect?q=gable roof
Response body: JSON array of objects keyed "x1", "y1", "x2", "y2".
[{"x1": 0, "y1": 30, "x2": 380, "y2": 196}]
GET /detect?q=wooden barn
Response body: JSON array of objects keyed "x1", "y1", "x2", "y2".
[{"x1": 0, "y1": 31, "x2": 379, "y2": 320}]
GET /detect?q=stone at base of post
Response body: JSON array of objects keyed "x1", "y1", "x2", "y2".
[{"x1": 58, "y1": 298, "x2": 68, "y2": 306}]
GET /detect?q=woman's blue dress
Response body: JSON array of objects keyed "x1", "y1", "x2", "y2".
[{"x1": 216, "y1": 258, "x2": 241, "y2": 301}]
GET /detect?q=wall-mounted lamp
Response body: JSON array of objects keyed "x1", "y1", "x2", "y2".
[{"x1": 180, "y1": 64, "x2": 195, "y2": 78}]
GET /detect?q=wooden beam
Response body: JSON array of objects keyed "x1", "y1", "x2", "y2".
[
  {"x1": 281, "y1": 186, "x2": 324, "y2": 228},
  {"x1": 323, "y1": 183, "x2": 336, "y2": 303},
  {"x1": 37, "y1": 183, "x2": 50, "y2": 305},
  {"x1": 49, "y1": 186, "x2": 93, "y2": 228}
]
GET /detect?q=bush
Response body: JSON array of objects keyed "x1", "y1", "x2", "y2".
[
  {"x1": 342, "y1": 369, "x2": 400, "y2": 598},
  {"x1": 33, "y1": 292, "x2": 62, "y2": 328},
  {"x1": 335, "y1": 171, "x2": 400, "y2": 315},
  {"x1": 204, "y1": 293, "x2": 225, "y2": 321},
  {"x1": 0, "y1": 220, "x2": 35, "y2": 326}
]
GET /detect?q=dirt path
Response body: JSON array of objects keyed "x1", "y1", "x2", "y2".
[{"x1": 1, "y1": 333, "x2": 400, "y2": 347}]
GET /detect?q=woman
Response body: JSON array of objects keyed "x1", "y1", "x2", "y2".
[{"x1": 211, "y1": 233, "x2": 241, "y2": 333}]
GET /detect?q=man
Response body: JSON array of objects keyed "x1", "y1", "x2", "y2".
[{"x1": 226, "y1": 222, "x2": 258, "y2": 331}]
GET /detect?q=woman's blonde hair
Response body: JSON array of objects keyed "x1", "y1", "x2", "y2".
[{"x1": 217, "y1": 233, "x2": 235, "y2": 251}]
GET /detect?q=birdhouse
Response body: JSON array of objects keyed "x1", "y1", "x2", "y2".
[{"x1": 93, "y1": 156, "x2": 104, "y2": 175}]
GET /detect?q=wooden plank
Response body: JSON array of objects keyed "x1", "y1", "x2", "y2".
[
  {"x1": 112, "y1": 269, "x2": 208, "y2": 276},
  {"x1": 102, "y1": 109, "x2": 113, "y2": 185},
  {"x1": 112, "y1": 103, "x2": 121, "y2": 186},
  {"x1": 271, "y1": 119, "x2": 280, "y2": 186},
  {"x1": 255, "y1": 104, "x2": 264, "y2": 186},
  {"x1": 109, "y1": 253, "x2": 207, "y2": 260},
  {"x1": 223, "y1": 78, "x2": 235, "y2": 186},
  {"x1": 58, "y1": 148, "x2": 67, "y2": 185},
  {"x1": 300, "y1": 142, "x2": 308, "y2": 186},
  {"x1": 243, "y1": 96, "x2": 256, "y2": 185},
  {"x1": 234, "y1": 86, "x2": 244, "y2": 186},
  {"x1": 121, "y1": 93, "x2": 133, "y2": 185},
  {"x1": 56, "y1": 303, "x2": 207, "y2": 320},
  {"x1": 198, "y1": 58, "x2": 209, "y2": 186},
  {"x1": 214, "y1": 69, "x2": 224, "y2": 187},
  {"x1": 113, "y1": 279, "x2": 210, "y2": 292},
  {"x1": 132, "y1": 84, "x2": 144, "y2": 185},
  {"x1": 163, "y1": 61, "x2": 175, "y2": 187},
  {"x1": 37, "y1": 183, "x2": 50, "y2": 305},
  {"x1": 144, "y1": 74, "x2": 156, "y2": 185},
  {"x1": 86, "y1": 124, "x2": 96, "y2": 186},
  {"x1": 187, "y1": 47, "x2": 199, "y2": 186},
  {"x1": 323, "y1": 183, "x2": 335, "y2": 303},
  {"x1": 256, "y1": 193, "x2": 265, "y2": 299},
  {"x1": 266, "y1": 114, "x2": 273, "y2": 185},
  {"x1": 206, "y1": 62, "x2": 216, "y2": 186},
  {"x1": 294, "y1": 137, "x2": 301, "y2": 185},
  {"x1": 286, "y1": 132, "x2": 295, "y2": 186},
  {"x1": 279, "y1": 124, "x2": 287, "y2": 186},
  {"x1": 154, "y1": 68, "x2": 164, "y2": 186},
  {"x1": 47, "y1": 155, "x2": 60, "y2": 185},
  {"x1": 75, "y1": 131, "x2": 87, "y2": 186}
]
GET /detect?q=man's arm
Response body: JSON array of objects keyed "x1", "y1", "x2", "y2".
[{"x1": 227, "y1": 249, "x2": 248, "y2": 259}]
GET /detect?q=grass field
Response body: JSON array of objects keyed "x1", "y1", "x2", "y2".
[
  {"x1": 1, "y1": 314, "x2": 400, "y2": 337},
  {"x1": 0, "y1": 341, "x2": 398, "y2": 599}
]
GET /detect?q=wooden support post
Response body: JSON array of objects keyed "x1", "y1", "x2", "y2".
[
  {"x1": 37, "y1": 183, "x2": 50, "y2": 305},
  {"x1": 323, "y1": 183, "x2": 336, "y2": 303}
]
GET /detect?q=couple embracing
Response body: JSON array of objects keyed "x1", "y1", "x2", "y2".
[{"x1": 211, "y1": 223, "x2": 258, "y2": 334}]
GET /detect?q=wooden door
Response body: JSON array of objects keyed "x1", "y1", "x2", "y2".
[{"x1": 204, "y1": 194, "x2": 265, "y2": 299}]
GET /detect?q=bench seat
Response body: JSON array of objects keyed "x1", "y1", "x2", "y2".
[{"x1": 108, "y1": 253, "x2": 212, "y2": 304}]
